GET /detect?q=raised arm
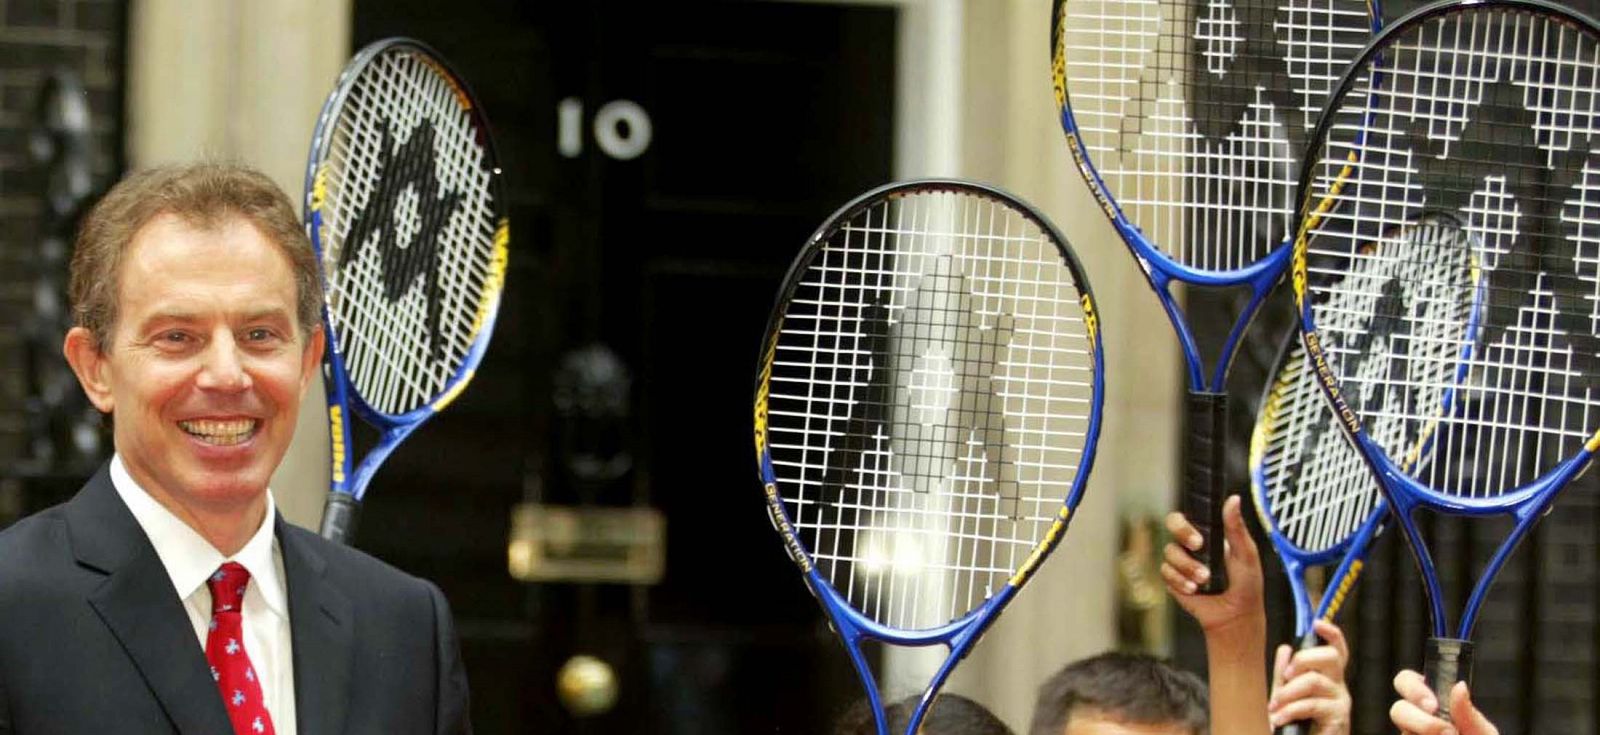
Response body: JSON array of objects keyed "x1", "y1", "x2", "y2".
[
  {"x1": 1268, "y1": 618, "x2": 1351, "y2": 734},
  {"x1": 1162, "y1": 494, "x2": 1268, "y2": 735}
]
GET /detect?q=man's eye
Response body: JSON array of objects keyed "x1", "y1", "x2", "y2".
[
  {"x1": 246, "y1": 328, "x2": 279, "y2": 342},
  {"x1": 159, "y1": 331, "x2": 191, "y2": 344}
]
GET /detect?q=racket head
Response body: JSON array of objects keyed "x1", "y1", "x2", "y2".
[
  {"x1": 754, "y1": 179, "x2": 1105, "y2": 639},
  {"x1": 303, "y1": 37, "x2": 509, "y2": 435},
  {"x1": 1249, "y1": 325, "x2": 1386, "y2": 607},
  {"x1": 1052, "y1": 0, "x2": 1379, "y2": 280},
  {"x1": 1255, "y1": 213, "x2": 1479, "y2": 557},
  {"x1": 1291, "y1": 0, "x2": 1600, "y2": 517}
]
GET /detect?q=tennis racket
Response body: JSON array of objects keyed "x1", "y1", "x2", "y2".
[
  {"x1": 303, "y1": 38, "x2": 509, "y2": 543},
  {"x1": 1252, "y1": 213, "x2": 1485, "y2": 735},
  {"x1": 754, "y1": 180, "x2": 1103, "y2": 734},
  {"x1": 1291, "y1": 0, "x2": 1600, "y2": 716},
  {"x1": 1053, "y1": 0, "x2": 1380, "y2": 591}
]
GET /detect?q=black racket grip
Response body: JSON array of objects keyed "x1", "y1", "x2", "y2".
[
  {"x1": 1183, "y1": 392, "x2": 1229, "y2": 594},
  {"x1": 1424, "y1": 637, "x2": 1474, "y2": 723},
  {"x1": 1275, "y1": 629, "x2": 1325, "y2": 735},
  {"x1": 319, "y1": 492, "x2": 361, "y2": 545}
]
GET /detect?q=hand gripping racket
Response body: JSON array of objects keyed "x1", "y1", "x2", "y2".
[
  {"x1": 1292, "y1": 0, "x2": 1600, "y2": 717},
  {"x1": 1053, "y1": 0, "x2": 1380, "y2": 591},
  {"x1": 1252, "y1": 213, "x2": 1485, "y2": 735},
  {"x1": 303, "y1": 38, "x2": 509, "y2": 543},
  {"x1": 754, "y1": 180, "x2": 1104, "y2": 734}
]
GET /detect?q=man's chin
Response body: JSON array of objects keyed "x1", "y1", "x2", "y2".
[{"x1": 172, "y1": 467, "x2": 275, "y2": 509}]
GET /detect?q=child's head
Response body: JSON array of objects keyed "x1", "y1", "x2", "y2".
[
  {"x1": 834, "y1": 692, "x2": 1014, "y2": 735},
  {"x1": 1029, "y1": 651, "x2": 1207, "y2": 735}
]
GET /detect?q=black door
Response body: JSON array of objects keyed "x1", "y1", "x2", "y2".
[{"x1": 349, "y1": 2, "x2": 897, "y2": 731}]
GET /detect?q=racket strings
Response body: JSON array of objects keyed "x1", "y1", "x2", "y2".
[
  {"x1": 320, "y1": 48, "x2": 500, "y2": 416},
  {"x1": 765, "y1": 190, "x2": 1096, "y2": 630},
  {"x1": 1258, "y1": 341, "x2": 1382, "y2": 554},
  {"x1": 1058, "y1": 0, "x2": 1370, "y2": 270},
  {"x1": 1302, "y1": 7, "x2": 1600, "y2": 500},
  {"x1": 1264, "y1": 222, "x2": 1461, "y2": 554}
]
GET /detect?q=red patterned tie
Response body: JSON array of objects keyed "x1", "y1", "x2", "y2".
[{"x1": 206, "y1": 562, "x2": 276, "y2": 735}]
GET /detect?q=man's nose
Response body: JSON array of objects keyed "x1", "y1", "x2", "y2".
[{"x1": 195, "y1": 334, "x2": 252, "y2": 392}]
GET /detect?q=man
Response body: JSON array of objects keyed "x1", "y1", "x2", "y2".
[
  {"x1": 1161, "y1": 496, "x2": 1353, "y2": 735},
  {"x1": 0, "y1": 164, "x2": 471, "y2": 734},
  {"x1": 1028, "y1": 651, "x2": 1207, "y2": 735}
]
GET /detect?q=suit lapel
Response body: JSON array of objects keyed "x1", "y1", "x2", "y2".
[
  {"x1": 279, "y1": 518, "x2": 353, "y2": 735},
  {"x1": 67, "y1": 468, "x2": 235, "y2": 735}
]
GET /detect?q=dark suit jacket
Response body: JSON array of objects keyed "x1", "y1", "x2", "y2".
[{"x1": 0, "y1": 466, "x2": 472, "y2": 734}]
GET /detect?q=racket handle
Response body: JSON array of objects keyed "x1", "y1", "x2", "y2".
[
  {"x1": 1182, "y1": 392, "x2": 1229, "y2": 594},
  {"x1": 320, "y1": 492, "x2": 361, "y2": 544},
  {"x1": 1424, "y1": 637, "x2": 1474, "y2": 723},
  {"x1": 1274, "y1": 629, "x2": 1326, "y2": 735}
]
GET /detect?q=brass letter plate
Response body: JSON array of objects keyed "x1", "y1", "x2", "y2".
[{"x1": 507, "y1": 503, "x2": 665, "y2": 584}]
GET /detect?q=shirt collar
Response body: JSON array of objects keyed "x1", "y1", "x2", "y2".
[{"x1": 109, "y1": 454, "x2": 288, "y2": 619}]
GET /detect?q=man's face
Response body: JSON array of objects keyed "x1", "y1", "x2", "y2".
[
  {"x1": 1063, "y1": 709, "x2": 1195, "y2": 735},
  {"x1": 65, "y1": 212, "x2": 322, "y2": 514}
]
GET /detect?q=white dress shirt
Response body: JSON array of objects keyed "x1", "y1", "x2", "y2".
[{"x1": 110, "y1": 455, "x2": 298, "y2": 734}]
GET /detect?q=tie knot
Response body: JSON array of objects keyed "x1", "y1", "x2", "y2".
[{"x1": 208, "y1": 562, "x2": 251, "y2": 614}]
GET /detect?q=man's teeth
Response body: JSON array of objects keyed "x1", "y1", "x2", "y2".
[{"x1": 178, "y1": 419, "x2": 257, "y2": 446}]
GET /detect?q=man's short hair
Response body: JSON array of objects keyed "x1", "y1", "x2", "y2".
[
  {"x1": 1028, "y1": 651, "x2": 1207, "y2": 735},
  {"x1": 69, "y1": 163, "x2": 322, "y2": 351},
  {"x1": 836, "y1": 692, "x2": 1014, "y2": 735}
]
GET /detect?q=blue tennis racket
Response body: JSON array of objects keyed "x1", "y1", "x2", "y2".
[
  {"x1": 303, "y1": 38, "x2": 509, "y2": 543},
  {"x1": 1253, "y1": 213, "x2": 1485, "y2": 735},
  {"x1": 754, "y1": 180, "x2": 1104, "y2": 735},
  {"x1": 1292, "y1": 0, "x2": 1600, "y2": 717},
  {"x1": 1053, "y1": 0, "x2": 1380, "y2": 591}
]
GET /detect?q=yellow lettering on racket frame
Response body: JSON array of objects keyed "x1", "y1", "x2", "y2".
[
  {"x1": 1065, "y1": 135, "x2": 1117, "y2": 222},
  {"x1": 310, "y1": 164, "x2": 331, "y2": 258},
  {"x1": 1081, "y1": 293, "x2": 1099, "y2": 350},
  {"x1": 473, "y1": 219, "x2": 511, "y2": 337},
  {"x1": 765, "y1": 482, "x2": 812, "y2": 573},
  {"x1": 311, "y1": 164, "x2": 329, "y2": 213},
  {"x1": 1323, "y1": 559, "x2": 1364, "y2": 621},
  {"x1": 1011, "y1": 506, "x2": 1072, "y2": 587},
  {"x1": 1291, "y1": 241, "x2": 1309, "y2": 310},
  {"x1": 328, "y1": 405, "x2": 347, "y2": 484},
  {"x1": 754, "y1": 326, "x2": 781, "y2": 463},
  {"x1": 1249, "y1": 368, "x2": 1295, "y2": 530},
  {"x1": 416, "y1": 53, "x2": 473, "y2": 111},
  {"x1": 1050, "y1": 3, "x2": 1068, "y2": 110},
  {"x1": 1292, "y1": 150, "x2": 1358, "y2": 308},
  {"x1": 433, "y1": 370, "x2": 474, "y2": 411}
]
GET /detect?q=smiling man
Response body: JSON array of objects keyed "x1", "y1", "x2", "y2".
[{"x1": 0, "y1": 164, "x2": 471, "y2": 734}]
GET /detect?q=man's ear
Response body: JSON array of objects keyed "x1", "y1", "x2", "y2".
[
  {"x1": 299, "y1": 325, "x2": 326, "y2": 401},
  {"x1": 63, "y1": 326, "x2": 115, "y2": 414}
]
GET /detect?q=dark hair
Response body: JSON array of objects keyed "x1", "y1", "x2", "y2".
[
  {"x1": 836, "y1": 692, "x2": 1014, "y2": 735},
  {"x1": 69, "y1": 163, "x2": 321, "y2": 351},
  {"x1": 1028, "y1": 651, "x2": 1207, "y2": 735}
]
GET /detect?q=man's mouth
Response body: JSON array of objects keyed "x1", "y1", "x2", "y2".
[{"x1": 177, "y1": 419, "x2": 259, "y2": 446}]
